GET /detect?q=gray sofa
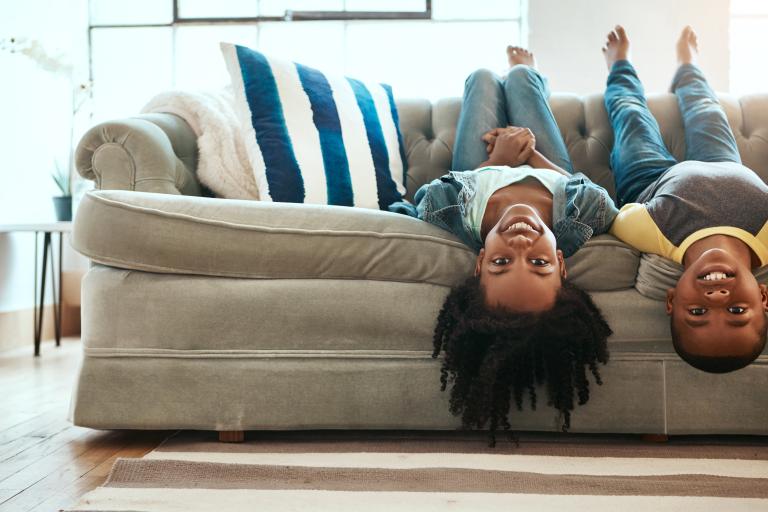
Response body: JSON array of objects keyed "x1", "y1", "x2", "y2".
[{"x1": 71, "y1": 93, "x2": 768, "y2": 437}]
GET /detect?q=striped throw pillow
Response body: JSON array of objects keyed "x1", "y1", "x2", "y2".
[{"x1": 221, "y1": 43, "x2": 407, "y2": 210}]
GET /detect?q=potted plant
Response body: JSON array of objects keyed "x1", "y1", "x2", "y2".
[
  {"x1": 2, "y1": 37, "x2": 91, "y2": 223},
  {"x1": 52, "y1": 160, "x2": 72, "y2": 221}
]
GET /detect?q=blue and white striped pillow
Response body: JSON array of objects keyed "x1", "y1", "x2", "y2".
[{"x1": 221, "y1": 43, "x2": 407, "y2": 210}]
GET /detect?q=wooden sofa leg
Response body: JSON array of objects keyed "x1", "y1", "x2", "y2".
[
  {"x1": 219, "y1": 430, "x2": 245, "y2": 443},
  {"x1": 641, "y1": 434, "x2": 669, "y2": 443}
]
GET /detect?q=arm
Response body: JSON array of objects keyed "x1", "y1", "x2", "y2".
[
  {"x1": 75, "y1": 113, "x2": 202, "y2": 196},
  {"x1": 478, "y1": 128, "x2": 535, "y2": 167},
  {"x1": 526, "y1": 149, "x2": 570, "y2": 177},
  {"x1": 480, "y1": 127, "x2": 567, "y2": 175}
]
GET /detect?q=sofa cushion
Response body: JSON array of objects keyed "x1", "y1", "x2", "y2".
[
  {"x1": 74, "y1": 191, "x2": 641, "y2": 291},
  {"x1": 565, "y1": 234, "x2": 639, "y2": 291},
  {"x1": 221, "y1": 43, "x2": 407, "y2": 209},
  {"x1": 73, "y1": 190, "x2": 476, "y2": 287}
]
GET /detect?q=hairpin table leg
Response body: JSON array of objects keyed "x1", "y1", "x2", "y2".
[{"x1": 34, "y1": 232, "x2": 51, "y2": 357}]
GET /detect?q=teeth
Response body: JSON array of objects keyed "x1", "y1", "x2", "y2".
[
  {"x1": 703, "y1": 272, "x2": 729, "y2": 281},
  {"x1": 505, "y1": 222, "x2": 536, "y2": 232}
]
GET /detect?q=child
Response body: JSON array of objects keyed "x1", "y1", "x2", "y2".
[
  {"x1": 390, "y1": 48, "x2": 616, "y2": 444},
  {"x1": 603, "y1": 25, "x2": 768, "y2": 373}
]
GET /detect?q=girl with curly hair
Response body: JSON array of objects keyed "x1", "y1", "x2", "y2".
[{"x1": 390, "y1": 46, "x2": 616, "y2": 444}]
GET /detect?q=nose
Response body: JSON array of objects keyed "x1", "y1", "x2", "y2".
[
  {"x1": 705, "y1": 288, "x2": 730, "y2": 303},
  {"x1": 507, "y1": 234, "x2": 533, "y2": 248}
]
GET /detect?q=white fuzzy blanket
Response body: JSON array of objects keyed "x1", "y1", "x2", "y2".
[{"x1": 141, "y1": 88, "x2": 260, "y2": 200}]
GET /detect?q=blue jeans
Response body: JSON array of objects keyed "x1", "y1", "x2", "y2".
[
  {"x1": 452, "y1": 66, "x2": 573, "y2": 174},
  {"x1": 604, "y1": 60, "x2": 741, "y2": 206}
]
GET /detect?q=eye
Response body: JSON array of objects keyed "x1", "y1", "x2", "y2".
[
  {"x1": 728, "y1": 306, "x2": 747, "y2": 314},
  {"x1": 529, "y1": 258, "x2": 549, "y2": 266},
  {"x1": 688, "y1": 307, "x2": 707, "y2": 316},
  {"x1": 491, "y1": 257, "x2": 510, "y2": 266}
]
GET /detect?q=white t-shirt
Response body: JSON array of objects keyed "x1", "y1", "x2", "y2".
[{"x1": 463, "y1": 165, "x2": 567, "y2": 240}]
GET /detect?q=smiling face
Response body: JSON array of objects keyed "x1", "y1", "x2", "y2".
[
  {"x1": 668, "y1": 248, "x2": 768, "y2": 370},
  {"x1": 475, "y1": 204, "x2": 566, "y2": 312}
]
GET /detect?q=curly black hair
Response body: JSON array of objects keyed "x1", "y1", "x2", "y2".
[{"x1": 432, "y1": 276, "x2": 611, "y2": 446}]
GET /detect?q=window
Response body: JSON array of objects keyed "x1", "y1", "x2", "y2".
[
  {"x1": 730, "y1": 0, "x2": 768, "y2": 93},
  {"x1": 88, "y1": 0, "x2": 527, "y2": 120}
]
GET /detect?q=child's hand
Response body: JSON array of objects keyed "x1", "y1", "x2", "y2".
[{"x1": 482, "y1": 126, "x2": 536, "y2": 167}]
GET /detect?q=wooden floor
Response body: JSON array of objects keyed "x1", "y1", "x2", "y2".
[{"x1": 0, "y1": 338, "x2": 170, "y2": 512}]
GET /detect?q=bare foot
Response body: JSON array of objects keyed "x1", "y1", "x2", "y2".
[
  {"x1": 507, "y1": 46, "x2": 537, "y2": 69},
  {"x1": 602, "y1": 25, "x2": 630, "y2": 70},
  {"x1": 676, "y1": 25, "x2": 698, "y2": 66}
]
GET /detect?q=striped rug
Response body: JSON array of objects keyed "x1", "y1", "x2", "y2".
[{"x1": 69, "y1": 431, "x2": 768, "y2": 511}]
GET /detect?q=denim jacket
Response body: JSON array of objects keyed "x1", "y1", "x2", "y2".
[{"x1": 388, "y1": 170, "x2": 618, "y2": 257}]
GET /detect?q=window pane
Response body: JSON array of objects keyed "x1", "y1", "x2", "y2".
[
  {"x1": 257, "y1": 21, "x2": 345, "y2": 74},
  {"x1": 175, "y1": 25, "x2": 259, "y2": 89},
  {"x1": 344, "y1": 0, "x2": 426, "y2": 11},
  {"x1": 91, "y1": 28, "x2": 173, "y2": 120},
  {"x1": 345, "y1": 20, "x2": 521, "y2": 100},
  {"x1": 731, "y1": 0, "x2": 768, "y2": 16},
  {"x1": 90, "y1": 0, "x2": 172, "y2": 25},
  {"x1": 730, "y1": 18, "x2": 768, "y2": 93},
  {"x1": 178, "y1": 0, "x2": 258, "y2": 18},
  {"x1": 433, "y1": 0, "x2": 521, "y2": 20},
  {"x1": 259, "y1": 0, "x2": 343, "y2": 16}
]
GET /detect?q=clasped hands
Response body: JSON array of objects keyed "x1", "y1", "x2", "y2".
[{"x1": 481, "y1": 126, "x2": 535, "y2": 167}]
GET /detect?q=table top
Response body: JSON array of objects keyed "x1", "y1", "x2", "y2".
[{"x1": 0, "y1": 222, "x2": 73, "y2": 233}]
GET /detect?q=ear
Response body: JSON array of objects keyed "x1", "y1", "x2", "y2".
[
  {"x1": 760, "y1": 283, "x2": 768, "y2": 312},
  {"x1": 474, "y1": 249, "x2": 484, "y2": 277},
  {"x1": 665, "y1": 288, "x2": 675, "y2": 316},
  {"x1": 557, "y1": 249, "x2": 567, "y2": 279}
]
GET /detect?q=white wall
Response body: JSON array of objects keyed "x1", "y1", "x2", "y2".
[
  {"x1": 528, "y1": 0, "x2": 730, "y2": 95},
  {"x1": 0, "y1": 0, "x2": 89, "y2": 314}
]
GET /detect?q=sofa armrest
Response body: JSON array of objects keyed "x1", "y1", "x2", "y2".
[{"x1": 75, "y1": 113, "x2": 202, "y2": 196}]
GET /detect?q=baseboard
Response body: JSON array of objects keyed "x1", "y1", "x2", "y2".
[{"x1": 0, "y1": 304, "x2": 80, "y2": 353}]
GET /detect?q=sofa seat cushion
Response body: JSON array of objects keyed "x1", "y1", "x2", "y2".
[
  {"x1": 73, "y1": 190, "x2": 476, "y2": 287},
  {"x1": 565, "y1": 234, "x2": 639, "y2": 291},
  {"x1": 74, "y1": 190, "x2": 641, "y2": 290}
]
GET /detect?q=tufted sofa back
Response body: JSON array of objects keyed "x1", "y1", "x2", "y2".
[{"x1": 395, "y1": 94, "x2": 768, "y2": 203}]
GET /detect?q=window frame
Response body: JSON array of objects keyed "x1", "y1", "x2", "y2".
[
  {"x1": 86, "y1": 0, "x2": 527, "y2": 105},
  {"x1": 89, "y1": 0, "x2": 432, "y2": 28}
]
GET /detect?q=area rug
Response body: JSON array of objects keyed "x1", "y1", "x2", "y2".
[{"x1": 69, "y1": 431, "x2": 768, "y2": 511}]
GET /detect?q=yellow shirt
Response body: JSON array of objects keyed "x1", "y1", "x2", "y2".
[{"x1": 609, "y1": 202, "x2": 768, "y2": 265}]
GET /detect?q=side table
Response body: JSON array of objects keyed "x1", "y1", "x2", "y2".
[{"x1": 0, "y1": 222, "x2": 72, "y2": 356}]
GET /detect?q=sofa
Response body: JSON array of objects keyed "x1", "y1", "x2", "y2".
[{"x1": 70, "y1": 92, "x2": 768, "y2": 438}]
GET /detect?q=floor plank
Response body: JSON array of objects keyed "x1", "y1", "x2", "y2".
[{"x1": 0, "y1": 339, "x2": 171, "y2": 511}]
